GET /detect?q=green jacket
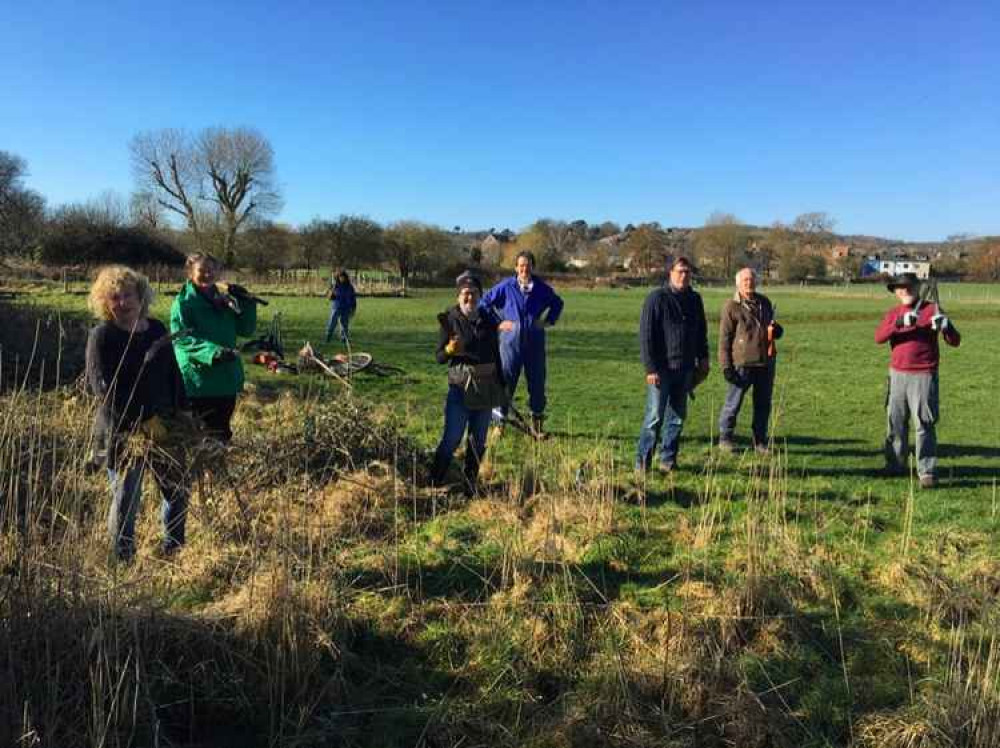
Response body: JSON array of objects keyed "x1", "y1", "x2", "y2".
[{"x1": 170, "y1": 281, "x2": 257, "y2": 398}]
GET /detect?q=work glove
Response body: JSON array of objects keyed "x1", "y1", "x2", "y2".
[
  {"x1": 723, "y1": 367, "x2": 740, "y2": 385},
  {"x1": 141, "y1": 415, "x2": 169, "y2": 444},
  {"x1": 444, "y1": 336, "x2": 462, "y2": 356},
  {"x1": 896, "y1": 310, "x2": 918, "y2": 328},
  {"x1": 214, "y1": 347, "x2": 239, "y2": 363},
  {"x1": 931, "y1": 313, "x2": 950, "y2": 331}
]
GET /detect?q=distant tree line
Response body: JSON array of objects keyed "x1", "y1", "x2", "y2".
[{"x1": 3, "y1": 141, "x2": 999, "y2": 283}]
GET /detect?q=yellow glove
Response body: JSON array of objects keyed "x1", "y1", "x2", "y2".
[
  {"x1": 141, "y1": 415, "x2": 169, "y2": 444},
  {"x1": 444, "y1": 336, "x2": 461, "y2": 356}
]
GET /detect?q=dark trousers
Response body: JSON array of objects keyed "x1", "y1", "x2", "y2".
[
  {"x1": 497, "y1": 327, "x2": 547, "y2": 417},
  {"x1": 190, "y1": 396, "x2": 238, "y2": 442},
  {"x1": 718, "y1": 361, "x2": 776, "y2": 446}
]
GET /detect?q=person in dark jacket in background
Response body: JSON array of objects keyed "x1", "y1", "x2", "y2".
[
  {"x1": 171, "y1": 253, "x2": 258, "y2": 443},
  {"x1": 431, "y1": 271, "x2": 514, "y2": 494},
  {"x1": 326, "y1": 269, "x2": 357, "y2": 343},
  {"x1": 875, "y1": 272, "x2": 961, "y2": 488},
  {"x1": 86, "y1": 265, "x2": 189, "y2": 561},
  {"x1": 717, "y1": 267, "x2": 784, "y2": 454},
  {"x1": 635, "y1": 256, "x2": 710, "y2": 473}
]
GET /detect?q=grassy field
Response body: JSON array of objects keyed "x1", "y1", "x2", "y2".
[{"x1": 2, "y1": 281, "x2": 999, "y2": 747}]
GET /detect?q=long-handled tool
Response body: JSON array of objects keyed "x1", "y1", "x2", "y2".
[
  {"x1": 298, "y1": 343, "x2": 351, "y2": 386},
  {"x1": 919, "y1": 278, "x2": 951, "y2": 330},
  {"x1": 501, "y1": 400, "x2": 546, "y2": 441},
  {"x1": 242, "y1": 313, "x2": 284, "y2": 358},
  {"x1": 767, "y1": 304, "x2": 778, "y2": 358}
]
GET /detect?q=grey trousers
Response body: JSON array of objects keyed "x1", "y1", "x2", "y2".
[{"x1": 885, "y1": 369, "x2": 939, "y2": 477}]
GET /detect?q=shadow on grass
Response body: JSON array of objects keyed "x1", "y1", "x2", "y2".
[{"x1": 938, "y1": 443, "x2": 1000, "y2": 459}]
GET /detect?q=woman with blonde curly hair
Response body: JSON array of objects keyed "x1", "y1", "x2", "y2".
[{"x1": 86, "y1": 265, "x2": 189, "y2": 561}]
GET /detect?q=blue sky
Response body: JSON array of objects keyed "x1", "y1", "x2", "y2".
[{"x1": 2, "y1": 0, "x2": 997, "y2": 241}]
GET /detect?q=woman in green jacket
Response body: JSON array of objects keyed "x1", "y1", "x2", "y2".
[{"x1": 171, "y1": 253, "x2": 258, "y2": 442}]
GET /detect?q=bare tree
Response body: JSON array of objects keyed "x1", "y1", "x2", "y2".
[
  {"x1": 516, "y1": 218, "x2": 581, "y2": 271},
  {"x1": 90, "y1": 190, "x2": 128, "y2": 227},
  {"x1": 300, "y1": 215, "x2": 383, "y2": 272},
  {"x1": 129, "y1": 190, "x2": 164, "y2": 230},
  {"x1": 130, "y1": 127, "x2": 281, "y2": 264},
  {"x1": 791, "y1": 211, "x2": 836, "y2": 235},
  {"x1": 239, "y1": 220, "x2": 295, "y2": 273},
  {"x1": 198, "y1": 127, "x2": 281, "y2": 264},
  {"x1": 130, "y1": 129, "x2": 202, "y2": 242},
  {"x1": 621, "y1": 223, "x2": 669, "y2": 275},
  {"x1": 384, "y1": 221, "x2": 452, "y2": 295},
  {"x1": 695, "y1": 212, "x2": 751, "y2": 280}
]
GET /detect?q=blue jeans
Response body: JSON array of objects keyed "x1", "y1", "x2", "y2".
[
  {"x1": 496, "y1": 325, "x2": 547, "y2": 419},
  {"x1": 325, "y1": 305, "x2": 352, "y2": 342},
  {"x1": 432, "y1": 386, "x2": 492, "y2": 483},
  {"x1": 635, "y1": 368, "x2": 691, "y2": 470},
  {"x1": 107, "y1": 462, "x2": 189, "y2": 560},
  {"x1": 718, "y1": 362, "x2": 776, "y2": 446}
]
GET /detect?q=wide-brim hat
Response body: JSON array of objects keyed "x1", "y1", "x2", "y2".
[{"x1": 886, "y1": 272, "x2": 920, "y2": 291}]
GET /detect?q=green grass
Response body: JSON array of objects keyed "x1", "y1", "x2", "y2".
[
  {"x1": 5, "y1": 281, "x2": 1000, "y2": 747},
  {"x1": 23, "y1": 280, "x2": 1000, "y2": 589}
]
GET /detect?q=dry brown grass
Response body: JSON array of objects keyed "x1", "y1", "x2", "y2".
[{"x1": 3, "y1": 357, "x2": 998, "y2": 747}]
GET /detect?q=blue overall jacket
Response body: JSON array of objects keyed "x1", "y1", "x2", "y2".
[{"x1": 479, "y1": 275, "x2": 564, "y2": 342}]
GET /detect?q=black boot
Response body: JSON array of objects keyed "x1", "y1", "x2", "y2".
[
  {"x1": 462, "y1": 450, "x2": 481, "y2": 497},
  {"x1": 429, "y1": 453, "x2": 451, "y2": 486}
]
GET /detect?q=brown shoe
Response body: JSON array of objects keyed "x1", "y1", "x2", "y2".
[{"x1": 919, "y1": 474, "x2": 937, "y2": 489}]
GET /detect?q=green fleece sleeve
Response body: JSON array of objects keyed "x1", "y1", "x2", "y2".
[{"x1": 171, "y1": 297, "x2": 222, "y2": 367}]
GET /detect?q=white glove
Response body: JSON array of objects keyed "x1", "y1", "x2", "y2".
[
  {"x1": 898, "y1": 310, "x2": 918, "y2": 327},
  {"x1": 931, "y1": 313, "x2": 949, "y2": 331}
]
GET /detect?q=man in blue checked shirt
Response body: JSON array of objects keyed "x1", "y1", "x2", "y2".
[{"x1": 480, "y1": 251, "x2": 564, "y2": 438}]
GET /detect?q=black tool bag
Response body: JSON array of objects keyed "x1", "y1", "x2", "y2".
[{"x1": 448, "y1": 363, "x2": 508, "y2": 411}]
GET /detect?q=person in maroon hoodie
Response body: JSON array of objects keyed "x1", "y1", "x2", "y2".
[{"x1": 875, "y1": 272, "x2": 961, "y2": 488}]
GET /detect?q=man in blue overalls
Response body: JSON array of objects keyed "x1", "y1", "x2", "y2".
[{"x1": 480, "y1": 251, "x2": 564, "y2": 437}]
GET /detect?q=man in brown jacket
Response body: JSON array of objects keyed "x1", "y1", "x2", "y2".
[{"x1": 717, "y1": 267, "x2": 783, "y2": 454}]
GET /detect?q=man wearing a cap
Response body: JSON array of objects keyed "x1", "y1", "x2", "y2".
[
  {"x1": 875, "y1": 272, "x2": 961, "y2": 488},
  {"x1": 635, "y1": 256, "x2": 710, "y2": 473},
  {"x1": 480, "y1": 251, "x2": 564, "y2": 437}
]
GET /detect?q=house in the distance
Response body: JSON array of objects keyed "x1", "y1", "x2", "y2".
[
  {"x1": 861, "y1": 253, "x2": 931, "y2": 279},
  {"x1": 479, "y1": 229, "x2": 516, "y2": 265}
]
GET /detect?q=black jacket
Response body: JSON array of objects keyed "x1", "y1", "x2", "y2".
[
  {"x1": 639, "y1": 285, "x2": 709, "y2": 373},
  {"x1": 86, "y1": 319, "x2": 185, "y2": 466},
  {"x1": 436, "y1": 306, "x2": 503, "y2": 379}
]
